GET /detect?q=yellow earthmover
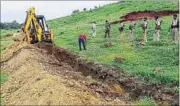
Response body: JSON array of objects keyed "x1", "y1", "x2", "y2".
[{"x1": 22, "y1": 7, "x2": 53, "y2": 44}]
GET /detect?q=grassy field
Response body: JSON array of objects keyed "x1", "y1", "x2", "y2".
[
  {"x1": 48, "y1": 1, "x2": 179, "y2": 90},
  {"x1": 1, "y1": 29, "x2": 18, "y2": 51}
]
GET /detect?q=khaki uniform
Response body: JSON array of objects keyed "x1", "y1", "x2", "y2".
[
  {"x1": 129, "y1": 22, "x2": 135, "y2": 42},
  {"x1": 171, "y1": 18, "x2": 179, "y2": 44},
  {"x1": 105, "y1": 22, "x2": 111, "y2": 38},
  {"x1": 154, "y1": 19, "x2": 162, "y2": 41},
  {"x1": 119, "y1": 22, "x2": 125, "y2": 37},
  {"x1": 142, "y1": 20, "x2": 148, "y2": 42}
]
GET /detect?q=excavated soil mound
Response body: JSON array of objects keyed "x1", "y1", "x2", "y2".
[
  {"x1": 112, "y1": 10, "x2": 179, "y2": 24},
  {"x1": 1, "y1": 42, "x2": 130, "y2": 105},
  {"x1": 12, "y1": 31, "x2": 25, "y2": 41}
]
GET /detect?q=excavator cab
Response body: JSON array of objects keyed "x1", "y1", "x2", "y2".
[{"x1": 36, "y1": 15, "x2": 53, "y2": 43}]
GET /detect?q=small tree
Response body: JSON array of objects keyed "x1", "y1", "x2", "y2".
[
  {"x1": 0, "y1": 22, "x2": 4, "y2": 29},
  {"x1": 118, "y1": 0, "x2": 125, "y2": 3},
  {"x1": 11, "y1": 20, "x2": 20, "y2": 29},
  {"x1": 89, "y1": 8, "x2": 92, "y2": 12},
  {"x1": 83, "y1": 8, "x2": 87, "y2": 11},
  {"x1": 72, "y1": 9, "x2": 80, "y2": 15}
]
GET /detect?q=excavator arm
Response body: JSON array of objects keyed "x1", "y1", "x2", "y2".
[{"x1": 23, "y1": 7, "x2": 47, "y2": 43}]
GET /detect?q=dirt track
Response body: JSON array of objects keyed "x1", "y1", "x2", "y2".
[{"x1": 1, "y1": 42, "x2": 130, "y2": 105}]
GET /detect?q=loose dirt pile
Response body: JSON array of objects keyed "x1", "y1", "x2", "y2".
[
  {"x1": 1, "y1": 42, "x2": 130, "y2": 105},
  {"x1": 104, "y1": 42, "x2": 113, "y2": 47},
  {"x1": 12, "y1": 31, "x2": 25, "y2": 41},
  {"x1": 111, "y1": 10, "x2": 179, "y2": 24}
]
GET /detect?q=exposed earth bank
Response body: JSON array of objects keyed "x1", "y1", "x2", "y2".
[{"x1": 1, "y1": 42, "x2": 130, "y2": 105}]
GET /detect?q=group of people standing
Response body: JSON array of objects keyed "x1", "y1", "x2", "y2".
[
  {"x1": 92, "y1": 14, "x2": 179, "y2": 43},
  {"x1": 78, "y1": 14, "x2": 179, "y2": 51}
]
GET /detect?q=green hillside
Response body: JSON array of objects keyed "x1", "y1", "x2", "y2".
[
  {"x1": 1, "y1": 29, "x2": 17, "y2": 51},
  {"x1": 48, "y1": 1, "x2": 179, "y2": 90}
]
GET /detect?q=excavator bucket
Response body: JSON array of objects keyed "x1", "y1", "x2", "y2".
[{"x1": 35, "y1": 42, "x2": 54, "y2": 54}]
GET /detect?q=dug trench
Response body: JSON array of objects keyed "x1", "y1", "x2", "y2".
[
  {"x1": 36, "y1": 42, "x2": 178, "y2": 105},
  {"x1": 111, "y1": 10, "x2": 179, "y2": 24}
]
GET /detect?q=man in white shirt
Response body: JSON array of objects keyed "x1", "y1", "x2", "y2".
[
  {"x1": 92, "y1": 21, "x2": 96, "y2": 37},
  {"x1": 154, "y1": 16, "x2": 162, "y2": 41}
]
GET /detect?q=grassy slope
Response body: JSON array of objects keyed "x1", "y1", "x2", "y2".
[
  {"x1": 1, "y1": 29, "x2": 17, "y2": 51},
  {"x1": 49, "y1": 1, "x2": 179, "y2": 88}
]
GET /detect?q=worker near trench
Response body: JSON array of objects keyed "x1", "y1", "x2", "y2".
[
  {"x1": 170, "y1": 14, "x2": 179, "y2": 44},
  {"x1": 129, "y1": 21, "x2": 136, "y2": 42},
  {"x1": 154, "y1": 16, "x2": 162, "y2": 41},
  {"x1": 104, "y1": 20, "x2": 111, "y2": 38},
  {"x1": 78, "y1": 34, "x2": 87, "y2": 51},
  {"x1": 141, "y1": 17, "x2": 148, "y2": 42}
]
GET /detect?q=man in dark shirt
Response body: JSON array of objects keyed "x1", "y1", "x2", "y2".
[{"x1": 104, "y1": 20, "x2": 111, "y2": 38}]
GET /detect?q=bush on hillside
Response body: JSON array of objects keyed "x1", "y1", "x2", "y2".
[
  {"x1": 83, "y1": 8, "x2": 87, "y2": 11},
  {"x1": 72, "y1": 9, "x2": 80, "y2": 15}
]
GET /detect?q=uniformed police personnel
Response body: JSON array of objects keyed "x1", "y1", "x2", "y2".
[
  {"x1": 154, "y1": 16, "x2": 162, "y2": 41},
  {"x1": 142, "y1": 18, "x2": 148, "y2": 42},
  {"x1": 104, "y1": 20, "x2": 111, "y2": 38},
  {"x1": 129, "y1": 21, "x2": 136, "y2": 42},
  {"x1": 119, "y1": 21, "x2": 125, "y2": 37},
  {"x1": 171, "y1": 14, "x2": 179, "y2": 44}
]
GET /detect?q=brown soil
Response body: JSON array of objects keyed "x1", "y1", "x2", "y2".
[
  {"x1": 1, "y1": 40, "x2": 178, "y2": 105},
  {"x1": 12, "y1": 31, "x2": 25, "y2": 41},
  {"x1": 114, "y1": 56, "x2": 126, "y2": 63},
  {"x1": 1, "y1": 41, "x2": 130, "y2": 105},
  {"x1": 111, "y1": 10, "x2": 179, "y2": 24},
  {"x1": 104, "y1": 42, "x2": 112, "y2": 47}
]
